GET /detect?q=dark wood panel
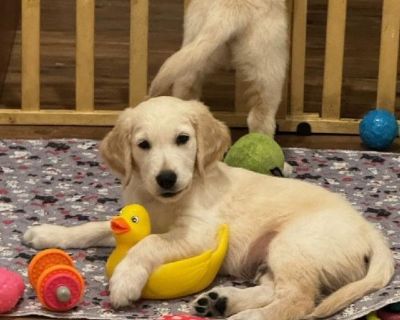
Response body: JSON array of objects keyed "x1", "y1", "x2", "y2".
[
  {"x1": 0, "y1": 0, "x2": 20, "y2": 97},
  {"x1": 0, "y1": 0, "x2": 399, "y2": 118}
]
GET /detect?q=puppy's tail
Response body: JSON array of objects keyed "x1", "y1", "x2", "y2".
[
  {"x1": 149, "y1": 9, "x2": 246, "y2": 97},
  {"x1": 308, "y1": 229, "x2": 394, "y2": 319}
]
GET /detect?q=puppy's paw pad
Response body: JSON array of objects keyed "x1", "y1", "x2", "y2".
[{"x1": 192, "y1": 291, "x2": 228, "y2": 317}]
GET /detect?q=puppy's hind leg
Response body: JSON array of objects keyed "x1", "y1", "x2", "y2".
[
  {"x1": 228, "y1": 282, "x2": 316, "y2": 320},
  {"x1": 172, "y1": 73, "x2": 204, "y2": 101},
  {"x1": 243, "y1": 48, "x2": 286, "y2": 137},
  {"x1": 192, "y1": 273, "x2": 275, "y2": 318},
  {"x1": 149, "y1": 4, "x2": 247, "y2": 97},
  {"x1": 235, "y1": 8, "x2": 289, "y2": 136},
  {"x1": 172, "y1": 45, "x2": 231, "y2": 100},
  {"x1": 246, "y1": 85, "x2": 282, "y2": 137},
  {"x1": 228, "y1": 230, "x2": 319, "y2": 320}
]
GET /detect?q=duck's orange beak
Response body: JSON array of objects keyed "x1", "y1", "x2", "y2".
[{"x1": 111, "y1": 217, "x2": 130, "y2": 234}]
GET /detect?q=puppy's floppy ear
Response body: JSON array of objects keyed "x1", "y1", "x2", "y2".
[
  {"x1": 191, "y1": 101, "x2": 231, "y2": 175},
  {"x1": 100, "y1": 109, "x2": 135, "y2": 186}
]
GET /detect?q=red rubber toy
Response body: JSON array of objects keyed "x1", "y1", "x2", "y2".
[
  {"x1": 378, "y1": 309, "x2": 400, "y2": 320},
  {"x1": 28, "y1": 249, "x2": 85, "y2": 311},
  {"x1": 0, "y1": 267, "x2": 25, "y2": 313},
  {"x1": 160, "y1": 315, "x2": 209, "y2": 320}
]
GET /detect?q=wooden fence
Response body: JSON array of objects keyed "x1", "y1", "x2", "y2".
[{"x1": 1, "y1": 0, "x2": 399, "y2": 133}]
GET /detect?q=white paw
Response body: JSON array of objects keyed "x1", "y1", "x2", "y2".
[
  {"x1": 109, "y1": 259, "x2": 148, "y2": 308},
  {"x1": 283, "y1": 162, "x2": 293, "y2": 177},
  {"x1": 23, "y1": 224, "x2": 68, "y2": 249}
]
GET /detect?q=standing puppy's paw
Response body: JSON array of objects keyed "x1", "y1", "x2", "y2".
[
  {"x1": 283, "y1": 162, "x2": 293, "y2": 177},
  {"x1": 23, "y1": 224, "x2": 68, "y2": 249},
  {"x1": 192, "y1": 291, "x2": 228, "y2": 318}
]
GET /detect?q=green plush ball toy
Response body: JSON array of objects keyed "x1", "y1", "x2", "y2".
[{"x1": 224, "y1": 133, "x2": 285, "y2": 176}]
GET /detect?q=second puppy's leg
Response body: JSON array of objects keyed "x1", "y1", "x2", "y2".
[
  {"x1": 234, "y1": 4, "x2": 289, "y2": 136},
  {"x1": 172, "y1": 45, "x2": 231, "y2": 100}
]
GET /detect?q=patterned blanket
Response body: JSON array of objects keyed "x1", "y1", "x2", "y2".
[{"x1": 0, "y1": 139, "x2": 398, "y2": 319}]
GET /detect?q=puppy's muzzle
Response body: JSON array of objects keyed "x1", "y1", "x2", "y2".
[{"x1": 156, "y1": 170, "x2": 177, "y2": 190}]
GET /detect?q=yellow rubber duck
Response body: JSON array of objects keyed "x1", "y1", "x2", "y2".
[
  {"x1": 106, "y1": 204, "x2": 229, "y2": 300},
  {"x1": 106, "y1": 204, "x2": 151, "y2": 278}
]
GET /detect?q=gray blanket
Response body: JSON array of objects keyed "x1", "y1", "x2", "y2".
[{"x1": 0, "y1": 140, "x2": 398, "y2": 319}]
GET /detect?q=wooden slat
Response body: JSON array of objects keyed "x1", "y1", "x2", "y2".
[
  {"x1": 376, "y1": 0, "x2": 400, "y2": 112},
  {"x1": 290, "y1": 0, "x2": 307, "y2": 115},
  {"x1": 0, "y1": 109, "x2": 120, "y2": 126},
  {"x1": 278, "y1": 81, "x2": 290, "y2": 119},
  {"x1": 0, "y1": 109, "x2": 246, "y2": 127},
  {"x1": 234, "y1": 73, "x2": 249, "y2": 113},
  {"x1": 129, "y1": 0, "x2": 149, "y2": 108},
  {"x1": 0, "y1": 108, "x2": 363, "y2": 134},
  {"x1": 232, "y1": 0, "x2": 251, "y2": 114},
  {"x1": 278, "y1": 117, "x2": 360, "y2": 134},
  {"x1": 21, "y1": 0, "x2": 40, "y2": 111},
  {"x1": 214, "y1": 113, "x2": 361, "y2": 134},
  {"x1": 0, "y1": 1, "x2": 21, "y2": 96},
  {"x1": 214, "y1": 111, "x2": 248, "y2": 127},
  {"x1": 184, "y1": 0, "x2": 191, "y2": 11},
  {"x1": 76, "y1": 0, "x2": 95, "y2": 111},
  {"x1": 277, "y1": 0, "x2": 294, "y2": 119},
  {"x1": 321, "y1": 0, "x2": 347, "y2": 119}
]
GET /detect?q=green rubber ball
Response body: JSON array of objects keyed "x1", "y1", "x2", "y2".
[{"x1": 224, "y1": 133, "x2": 285, "y2": 176}]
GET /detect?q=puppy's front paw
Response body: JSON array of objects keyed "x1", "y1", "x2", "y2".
[
  {"x1": 109, "y1": 261, "x2": 148, "y2": 308},
  {"x1": 23, "y1": 224, "x2": 68, "y2": 249}
]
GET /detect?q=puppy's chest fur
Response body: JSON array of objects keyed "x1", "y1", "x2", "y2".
[{"x1": 128, "y1": 170, "x2": 282, "y2": 280}]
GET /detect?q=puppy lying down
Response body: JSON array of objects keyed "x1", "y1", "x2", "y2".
[{"x1": 24, "y1": 97, "x2": 394, "y2": 320}]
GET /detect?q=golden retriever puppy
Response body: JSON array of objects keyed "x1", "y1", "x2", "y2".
[
  {"x1": 149, "y1": 0, "x2": 289, "y2": 136},
  {"x1": 24, "y1": 97, "x2": 394, "y2": 320}
]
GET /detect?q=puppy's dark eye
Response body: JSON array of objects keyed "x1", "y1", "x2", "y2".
[
  {"x1": 138, "y1": 140, "x2": 151, "y2": 150},
  {"x1": 176, "y1": 134, "x2": 190, "y2": 146}
]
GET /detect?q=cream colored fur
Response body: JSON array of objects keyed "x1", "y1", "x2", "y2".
[
  {"x1": 149, "y1": 0, "x2": 289, "y2": 136},
  {"x1": 24, "y1": 97, "x2": 394, "y2": 320}
]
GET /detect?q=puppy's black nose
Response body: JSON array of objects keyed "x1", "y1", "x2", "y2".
[{"x1": 156, "y1": 170, "x2": 177, "y2": 190}]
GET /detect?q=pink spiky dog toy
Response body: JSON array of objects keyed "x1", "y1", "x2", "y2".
[{"x1": 0, "y1": 267, "x2": 25, "y2": 313}]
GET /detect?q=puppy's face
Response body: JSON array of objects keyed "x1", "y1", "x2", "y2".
[
  {"x1": 130, "y1": 108, "x2": 197, "y2": 201},
  {"x1": 100, "y1": 97, "x2": 231, "y2": 203}
]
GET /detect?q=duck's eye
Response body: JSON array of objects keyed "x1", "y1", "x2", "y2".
[
  {"x1": 138, "y1": 140, "x2": 151, "y2": 150},
  {"x1": 176, "y1": 134, "x2": 190, "y2": 146},
  {"x1": 131, "y1": 216, "x2": 140, "y2": 224}
]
